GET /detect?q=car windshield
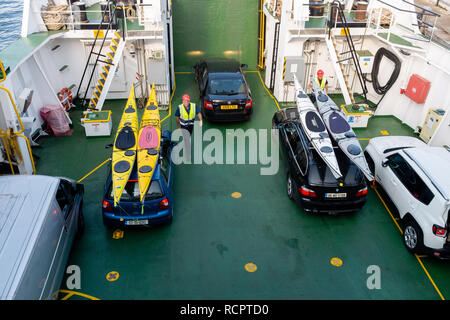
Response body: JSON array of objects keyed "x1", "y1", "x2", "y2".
[
  {"x1": 107, "y1": 180, "x2": 164, "y2": 201},
  {"x1": 208, "y1": 76, "x2": 246, "y2": 95}
]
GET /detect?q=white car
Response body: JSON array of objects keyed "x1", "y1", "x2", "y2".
[{"x1": 364, "y1": 136, "x2": 450, "y2": 258}]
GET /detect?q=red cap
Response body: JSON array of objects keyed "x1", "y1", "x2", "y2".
[
  {"x1": 317, "y1": 69, "x2": 324, "y2": 77},
  {"x1": 182, "y1": 94, "x2": 190, "y2": 101}
]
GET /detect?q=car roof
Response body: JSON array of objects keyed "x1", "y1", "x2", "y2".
[
  {"x1": 0, "y1": 175, "x2": 59, "y2": 299},
  {"x1": 403, "y1": 147, "x2": 450, "y2": 201},
  {"x1": 204, "y1": 58, "x2": 241, "y2": 73},
  {"x1": 370, "y1": 136, "x2": 426, "y2": 153}
]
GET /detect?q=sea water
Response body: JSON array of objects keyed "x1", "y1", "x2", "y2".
[{"x1": 0, "y1": 0, "x2": 23, "y2": 52}]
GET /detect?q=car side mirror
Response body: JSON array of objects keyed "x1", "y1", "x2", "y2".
[
  {"x1": 241, "y1": 64, "x2": 248, "y2": 69},
  {"x1": 105, "y1": 143, "x2": 113, "y2": 149},
  {"x1": 382, "y1": 158, "x2": 389, "y2": 167}
]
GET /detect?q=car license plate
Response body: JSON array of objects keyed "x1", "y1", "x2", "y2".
[
  {"x1": 125, "y1": 219, "x2": 148, "y2": 226},
  {"x1": 325, "y1": 193, "x2": 347, "y2": 198},
  {"x1": 221, "y1": 105, "x2": 238, "y2": 110}
]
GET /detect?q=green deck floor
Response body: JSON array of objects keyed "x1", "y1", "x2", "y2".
[{"x1": 28, "y1": 0, "x2": 450, "y2": 300}]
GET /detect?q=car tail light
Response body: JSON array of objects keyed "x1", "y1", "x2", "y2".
[
  {"x1": 432, "y1": 225, "x2": 447, "y2": 237},
  {"x1": 245, "y1": 99, "x2": 252, "y2": 109},
  {"x1": 355, "y1": 187, "x2": 368, "y2": 197},
  {"x1": 204, "y1": 100, "x2": 213, "y2": 110},
  {"x1": 102, "y1": 200, "x2": 113, "y2": 212},
  {"x1": 158, "y1": 198, "x2": 169, "y2": 210},
  {"x1": 299, "y1": 186, "x2": 317, "y2": 197}
]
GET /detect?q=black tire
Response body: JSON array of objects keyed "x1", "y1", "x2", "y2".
[
  {"x1": 402, "y1": 217, "x2": 424, "y2": 254},
  {"x1": 287, "y1": 172, "x2": 295, "y2": 201}
]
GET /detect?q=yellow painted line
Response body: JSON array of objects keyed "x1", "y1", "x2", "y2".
[
  {"x1": 112, "y1": 38, "x2": 118, "y2": 46},
  {"x1": 58, "y1": 289, "x2": 100, "y2": 300},
  {"x1": 103, "y1": 65, "x2": 109, "y2": 74},
  {"x1": 110, "y1": 45, "x2": 116, "y2": 53},
  {"x1": 244, "y1": 70, "x2": 259, "y2": 73},
  {"x1": 257, "y1": 70, "x2": 280, "y2": 110},
  {"x1": 174, "y1": 71, "x2": 192, "y2": 74},
  {"x1": 415, "y1": 254, "x2": 445, "y2": 300},
  {"x1": 60, "y1": 292, "x2": 74, "y2": 300},
  {"x1": 101, "y1": 72, "x2": 107, "y2": 81},
  {"x1": 372, "y1": 185, "x2": 445, "y2": 300},
  {"x1": 380, "y1": 130, "x2": 389, "y2": 135},
  {"x1": 114, "y1": 31, "x2": 121, "y2": 38},
  {"x1": 91, "y1": 98, "x2": 97, "y2": 106},
  {"x1": 160, "y1": 70, "x2": 176, "y2": 124},
  {"x1": 107, "y1": 52, "x2": 114, "y2": 61},
  {"x1": 358, "y1": 138, "x2": 371, "y2": 140},
  {"x1": 77, "y1": 158, "x2": 111, "y2": 183}
]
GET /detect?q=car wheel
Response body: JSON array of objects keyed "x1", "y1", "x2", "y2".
[
  {"x1": 403, "y1": 218, "x2": 424, "y2": 254},
  {"x1": 287, "y1": 173, "x2": 295, "y2": 201}
]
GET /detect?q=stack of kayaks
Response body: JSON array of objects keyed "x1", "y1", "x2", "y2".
[
  {"x1": 137, "y1": 84, "x2": 161, "y2": 202},
  {"x1": 293, "y1": 75, "x2": 343, "y2": 180},
  {"x1": 311, "y1": 81, "x2": 374, "y2": 181},
  {"x1": 112, "y1": 84, "x2": 139, "y2": 207},
  {"x1": 111, "y1": 83, "x2": 161, "y2": 207}
]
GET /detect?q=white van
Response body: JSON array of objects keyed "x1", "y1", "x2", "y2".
[{"x1": 0, "y1": 175, "x2": 84, "y2": 299}]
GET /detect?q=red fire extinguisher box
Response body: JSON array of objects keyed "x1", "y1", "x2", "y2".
[{"x1": 405, "y1": 74, "x2": 431, "y2": 104}]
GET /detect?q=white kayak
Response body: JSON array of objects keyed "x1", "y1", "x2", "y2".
[
  {"x1": 311, "y1": 81, "x2": 374, "y2": 181},
  {"x1": 293, "y1": 75, "x2": 343, "y2": 180}
]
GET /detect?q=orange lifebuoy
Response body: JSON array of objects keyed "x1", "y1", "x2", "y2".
[{"x1": 58, "y1": 88, "x2": 73, "y2": 111}]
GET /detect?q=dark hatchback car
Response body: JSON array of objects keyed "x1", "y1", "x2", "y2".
[
  {"x1": 102, "y1": 130, "x2": 174, "y2": 227},
  {"x1": 273, "y1": 108, "x2": 368, "y2": 214},
  {"x1": 194, "y1": 58, "x2": 253, "y2": 122}
]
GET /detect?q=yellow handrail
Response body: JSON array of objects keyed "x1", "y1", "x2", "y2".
[
  {"x1": 0, "y1": 60, "x2": 6, "y2": 83},
  {"x1": 0, "y1": 132, "x2": 36, "y2": 175},
  {"x1": 0, "y1": 58, "x2": 35, "y2": 175}
]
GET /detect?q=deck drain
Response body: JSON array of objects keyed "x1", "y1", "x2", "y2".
[
  {"x1": 330, "y1": 257, "x2": 343, "y2": 267},
  {"x1": 245, "y1": 263, "x2": 257, "y2": 272},
  {"x1": 106, "y1": 271, "x2": 120, "y2": 282},
  {"x1": 231, "y1": 192, "x2": 242, "y2": 199}
]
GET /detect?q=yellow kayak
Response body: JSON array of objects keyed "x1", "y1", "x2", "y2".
[
  {"x1": 112, "y1": 84, "x2": 138, "y2": 206},
  {"x1": 137, "y1": 83, "x2": 161, "y2": 202}
]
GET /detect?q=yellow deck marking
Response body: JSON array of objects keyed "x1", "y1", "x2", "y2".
[
  {"x1": 77, "y1": 158, "x2": 111, "y2": 183},
  {"x1": 330, "y1": 257, "x2": 343, "y2": 267},
  {"x1": 231, "y1": 192, "x2": 242, "y2": 199},
  {"x1": 257, "y1": 70, "x2": 280, "y2": 110},
  {"x1": 59, "y1": 289, "x2": 100, "y2": 300},
  {"x1": 113, "y1": 229, "x2": 124, "y2": 239},
  {"x1": 245, "y1": 263, "x2": 257, "y2": 272},
  {"x1": 106, "y1": 271, "x2": 120, "y2": 282},
  {"x1": 160, "y1": 68, "x2": 176, "y2": 124},
  {"x1": 380, "y1": 130, "x2": 389, "y2": 135},
  {"x1": 372, "y1": 185, "x2": 445, "y2": 300}
]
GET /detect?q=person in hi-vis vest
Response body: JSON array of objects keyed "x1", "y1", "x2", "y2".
[
  {"x1": 307, "y1": 69, "x2": 328, "y2": 104},
  {"x1": 175, "y1": 94, "x2": 202, "y2": 161},
  {"x1": 175, "y1": 94, "x2": 203, "y2": 134}
]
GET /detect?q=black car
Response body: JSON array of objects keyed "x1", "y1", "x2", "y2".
[
  {"x1": 273, "y1": 108, "x2": 368, "y2": 214},
  {"x1": 193, "y1": 58, "x2": 253, "y2": 122}
]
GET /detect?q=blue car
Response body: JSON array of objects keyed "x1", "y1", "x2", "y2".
[{"x1": 102, "y1": 130, "x2": 174, "y2": 227}]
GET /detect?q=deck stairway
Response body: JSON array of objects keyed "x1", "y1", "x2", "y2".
[
  {"x1": 75, "y1": 0, "x2": 126, "y2": 111},
  {"x1": 87, "y1": 32, "x2": 125, "y2": 111},
  {"x1": 326, "y1": 1, "x2": 368, "y2": 105}
]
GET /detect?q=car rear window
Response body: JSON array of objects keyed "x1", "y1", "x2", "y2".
[
  {"x1": 208, "y1": 76, "x2": 246, "y2": 95},
  {"x1": 107, "y1": 180, "x2": 164, "y2": 201}
]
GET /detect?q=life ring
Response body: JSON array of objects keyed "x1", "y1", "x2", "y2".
[{"x1": 58, "y1": 88, "x2": 73, "y2": 111}]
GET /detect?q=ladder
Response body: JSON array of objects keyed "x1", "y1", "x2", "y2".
[
  {"x1": 75, "y1": 1, "x2": 126, "y2": 111},
  {"x1": 269, "y1": 22, "x2": 280, "y2": 90},
  {"x1": 327, "y1": 1, "x2": 368, "y2": 104},
  {"x1": 87, "y1": 32, "x2": 125, "y2": 110}
]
